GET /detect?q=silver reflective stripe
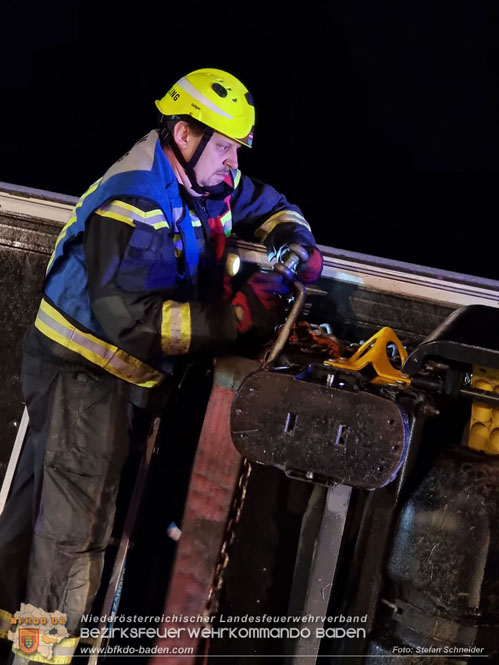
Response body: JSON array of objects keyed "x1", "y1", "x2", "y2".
[
  {"x1": 37, "y1": 309, "x2": 115, "y2": 363},
  {"x1": 177, "y1": 76, "x2": 233, "y2": 119},
  {"x1": 100, "y1": 131, "x2": 159, "y2": 185},
  {"x1": 12, "y1": 636, "x2": 78, "y2": 664},
  {"x1": 36, "y1": 300, "x2": 163, "y2": 387},
  {"x1": 97, "y1": 201, "x2": 169, "y2": 228},
  {"x1": 161, "y1": 302, "x2": 191, "y2": 355},
  {"x1": 168, "y1": 305, "x2": 190, "y2": 354},
  {"x1": 142, "y1": 211, "x2": 165, "y2": 225},
  {"x1": 110, "y1": 353, "x2": 155, "y2": 381},
  {"x1": 254, "y1": 210, "x2": 311, "y2": 243},
  {"x1": 50, "y1": 639, "x2": 78, "y2": 659}
]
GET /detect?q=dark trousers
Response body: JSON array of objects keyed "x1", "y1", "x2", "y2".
[{"x1": 0, "y1": 339, "x2": 131, "y2": 635}]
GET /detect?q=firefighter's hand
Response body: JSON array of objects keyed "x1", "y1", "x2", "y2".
[
  {"x1": 296, "y1": 246, "x2": 323, "y2": 284},
  {"x1": 232, "y1": 271, "x2": 290, "y2": 334}
]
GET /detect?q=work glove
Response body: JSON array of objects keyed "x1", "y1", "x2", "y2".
[
  {"x1": 232, "y1": 271, "x2": 290, "y2": 335},
  {"x1": 296, "y1": 246, "x2": 323, "y2": 284}
]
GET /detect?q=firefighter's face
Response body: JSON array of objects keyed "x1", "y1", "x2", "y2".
[
  {"x1": 170, "y1": 121, "x2": 241, "y2": 192},
  {"x1": 192, "y1": 132, "x2": 240, "y2": 187}
]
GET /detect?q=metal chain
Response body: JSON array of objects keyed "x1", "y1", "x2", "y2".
[{"x1": 205, "y1": 456, "x2": 253, "y2": 615}]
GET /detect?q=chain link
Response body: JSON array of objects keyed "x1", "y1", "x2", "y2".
[{"x1": 205, "y1": 456, "x2": 253, "y2": 616}]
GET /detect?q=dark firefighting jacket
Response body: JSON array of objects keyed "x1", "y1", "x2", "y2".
[{"x1": 35, "y1": 130, "x2": 316, "y2": 387}]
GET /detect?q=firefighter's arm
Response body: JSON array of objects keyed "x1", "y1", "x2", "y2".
[
  {"x1": 84, "y1": 209, "x2": 237, "y2": 363},
  {"x1": 230, "y1": 170, "x2": 323, "y2": 283},
  {"x1": 84, "y1": 205, "x2": 285, "y2": 364}
]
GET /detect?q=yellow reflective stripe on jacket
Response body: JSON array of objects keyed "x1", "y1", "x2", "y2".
[
  {"x1": 12, "y1": 636, "x2": 79, "y2": 664},
  {"x1": 48, "y1": 191, "x2": 170, "y2": 272},
  {"x1": 188, "y1": 209, "x2": 202, "y2": 228},
  {"x1": 106, "y1": 199, "x2": 161, "y2": 219},
  {"x1": 152, "y1": 220, "x2": 169, "y2": 229},
  {"x1": 0, "y1": 608, "x2": 12, "y2": 639},
  {"x1": 35, "y1": 299, "x2": 164, "y2": 388},
  {"x1": 96, "y1": 200, "x2": 170, "y2": 230},
  {"x1": 161, "y1": 302, "x2": 191, "y2": 355},
  {"x1": 254, "y1": 210, "x2": 311, "y2": 243},
  {"x1": 232, "y1": 168, "x2": 242, "y2": 189},
  {"x1": 46, "y1": 178, "x2": 102, "y2": 273},
  {"x1": 75, "y1": 178, "x2": 102, "y2": 210},
  {"x1": 95, "y1": 207, "x2": 136, "y2": 227},
  {"x1": 188, "y1": 206, "x2": 231, "y2": 235},
  {"x1": 173, "y1": 233, "x2": 183, "y2": 258},
  {"x1": 46, "y1": 214, "x2": 77, "y2": 273},
  {"x1": 220, "y1": 209, "x2": 232, "y2": 236}
]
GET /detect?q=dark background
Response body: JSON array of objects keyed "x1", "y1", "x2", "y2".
[{"x1": 1, "y1": 1, "x2": 498, "y2": 279}]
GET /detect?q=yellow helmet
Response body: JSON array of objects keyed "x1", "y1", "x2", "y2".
[{"x1": 155, "y1": 68, "x2": 255, "y2": 148}]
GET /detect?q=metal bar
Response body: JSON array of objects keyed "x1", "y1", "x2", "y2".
[
  {"x1": 0, "y1": 407, "x2": 29, "y2": 515},
  {"x1": 287, "y1": 483, "x2": 352, "y2": 663},
  {"x1": 460, "y1": 386, "x2": 499, "y2": 406},
  {"x1": 287, "y1": 485, "x2": 328, "y2": 615},
  {"x1": 263, "y1": 280, "x2": 306, "y2": 367},
  {"x1": 2, "y1": 182, "x2": 499, "y2": 308},
  {"x1": 0, "y1": 189, "x2": 73, "y2": 224},
  {"x1": 229, "y1": 240, "x2": 499, "y2": 309}
]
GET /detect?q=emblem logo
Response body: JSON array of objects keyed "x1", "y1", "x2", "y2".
[
  {"x1": 9, "y1": 604, "x2": 69, "y2": 661},
  {"x1": 19, "y1": 628, "x2": 39, "y2": 654}
]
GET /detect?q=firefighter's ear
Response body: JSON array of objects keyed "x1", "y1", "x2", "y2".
[{"x1": 172, "y1": 121, "x2": 191, "y2": 149}]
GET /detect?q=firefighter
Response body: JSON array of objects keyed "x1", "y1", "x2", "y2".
[{"x1": 0, "y1": 68, "x2": 323, "y2": 664}]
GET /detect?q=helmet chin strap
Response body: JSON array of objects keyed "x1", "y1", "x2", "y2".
[{"x1": 166, "y1": 126, "x2": 229, "y2": 196}]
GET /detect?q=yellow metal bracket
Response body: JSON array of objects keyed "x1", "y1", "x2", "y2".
[{"x1": 324, "y1": 326, "x2": 411, "y2": 386}]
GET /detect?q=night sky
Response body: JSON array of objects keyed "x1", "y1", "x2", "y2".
[{"x1": 1, "y1": 1, "x2": 498, "y2": 279}]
